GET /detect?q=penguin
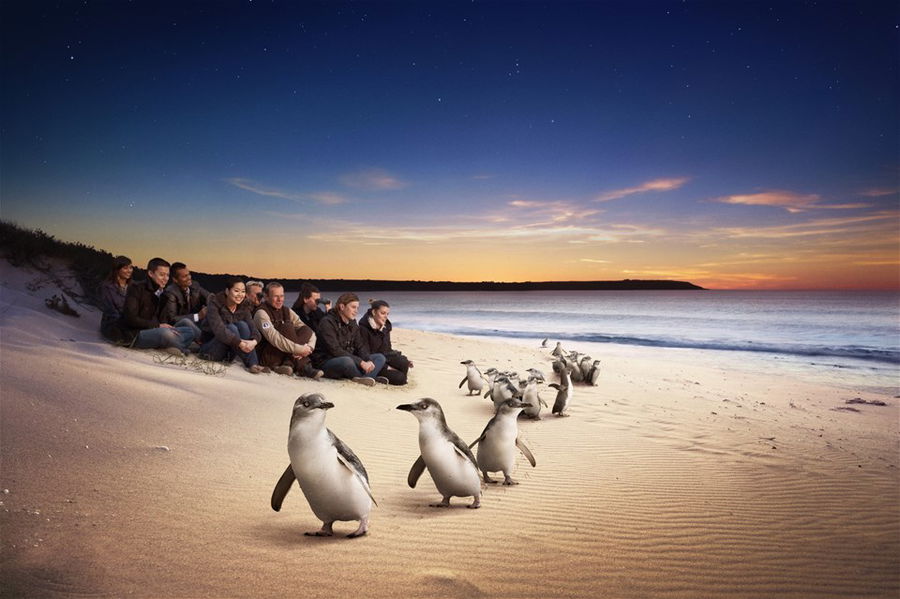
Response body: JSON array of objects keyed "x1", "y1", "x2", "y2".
[
  {"x1": 482, "y1": 367, "x2": 499, "y2": 387},
  {"x1": 396, "y1": 398, "x2": 482, "y2": 508},
  {"x1": 568, "y1": 361, "x2": 584, "y2": 384},
  {"x1": 579, "y1": 356, "x2": 594, "y2": 380},
  {"x1": 520, "y1": 376, "x2": 548, "y2": 419},
  {"x1": 458, "y1": 360, "x2": 486, "y2": 396},
  {"x1": 526, "y1": 368, "x2": 546, "y2": 383},
  {"x1": 469, "y1": 399, "x2": 536, "y2": 485},
  {"x1": 270, "y1": 393, "x2": 375, "y2": 538},
  {"x1": 540, "y1": 338, "x2": 548, "y2": 348},
  {"x1": 550, "y1": 342, "x2": 565, "y2": 357},
  {"x1": 550, "y1": 367, "x2": 573, "y2": 417},
  {"x1": 485, "y1": 375, "x2": 518, "y2": 410},
  {"x1": 587, "y1": 360, "x2": 601, "y2": 386}
]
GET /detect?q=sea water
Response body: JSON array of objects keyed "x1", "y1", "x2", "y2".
[{"x1": 327, "y1": 289, "x2": 900, "y2": 393}]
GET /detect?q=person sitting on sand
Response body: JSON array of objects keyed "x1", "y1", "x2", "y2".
[
  {"x1": 253, "y1": 282, "x2": 323, "y2": 378},
  {"x1": 98, "y1": 255, "x2": 133, "y2": 343},
  {"x1": 358, "y1": 299, "x2": 413, "y2": 386},
  {"x1": 200, "y1": 277, "x2": 268, "y2": 374},
  {"x1": 310, "y1": 292, "x2": 386, "y2": 386},
  {"x1": 291, "y1": 282, "x2": 326, "y2": 333},
  {"x1": 121, "y1": 257, "x2": 196, "y2": 354},
  {"x1": 161, "y1": 262, "x2": 209, "y2": 340},
  {"x1": 245, "y1": 280, "x2": 264, "y2": 313}
]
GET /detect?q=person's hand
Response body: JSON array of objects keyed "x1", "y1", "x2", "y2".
[
  {"x1": 197, "y1": 306, "x2": 207, "y2": 319},
  {"x1": 159, "y1": 323, "x2": 175, "y2": 329},
  {"x1": 360, "y1": 360, "x2": 375, "y2": 374},
  {"x1": 408, "y1": 361, "x2": 414, "y2": 368}
]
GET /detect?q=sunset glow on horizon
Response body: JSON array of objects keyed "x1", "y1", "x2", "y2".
[{"x1": 2, "y1": 2, "x2": 897, "y2": 290}]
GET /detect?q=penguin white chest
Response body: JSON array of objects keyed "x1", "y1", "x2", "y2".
[
  {"x1": 477, "y1": 418, "x2": 518, "y2": 472},
  {"x1": 419, "y1": 425, "x2": 480, "y2": 498},
  {"x1": 288, "y1": 430, "x2": 371, "y2": 522}
]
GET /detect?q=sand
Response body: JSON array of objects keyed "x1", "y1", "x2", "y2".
[{"x1": 1, "y1": 261, "x2": 898, "y2": 598}]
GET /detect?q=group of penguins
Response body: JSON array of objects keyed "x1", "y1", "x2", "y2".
[
  {"x1": 459, "y1": 339, "x2": 601, "y2": 419},
  {"x1": 269, "y1": 340, "x2": 597, "y2": 538}
]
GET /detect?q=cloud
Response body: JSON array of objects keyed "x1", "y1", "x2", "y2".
[
  {"x1": 580, "y1": 258, "x2": 610, "y2": 264},
  {"x1": 859, "y1": 187, "x2": 898, "y2": 197},
  {"x1": 506, "y1": 199, "x2": 602, "y2": 225},
  {"x1": 226, "y1": 178, "x2": 347, "y2": 205},
  {"x1": 713, "y1": 190, "x2": 870, "y2": 213},
  {"x1": 594, "y1": 177, "x2": 690, "y2": 202},
  {"x1": 716, "y1": 211, "x2": 898, "y2": 239},
  {"x1": 339, "y1": 168, "x2": 408, "y2": 190}
]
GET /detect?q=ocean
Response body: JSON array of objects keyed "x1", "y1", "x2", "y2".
[{"x1": 322, "y1": 289, "x2": 900, "y2": 393}]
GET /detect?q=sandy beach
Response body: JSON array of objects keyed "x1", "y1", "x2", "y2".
[{"x1": 1, "y1": 261, "x2": 898, "y2": 599}]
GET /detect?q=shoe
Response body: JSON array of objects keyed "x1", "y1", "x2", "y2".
[
  {"x1": 259, "y1": 366, "x2": 271, "y2": 374},
  {"x1": 352, "y1": 377, "x2": 375, "y2": 387},
  {"x1": 247, "y1": 364, "x2": 266, "y2": 374},
  {"x1": 273, "y1": 365, "x2": 294, "y2": 376},
  {"x1": 164, "y1": 346, "x2": 185, "y2": 356},
  {"x1": 300, "y1": 364, "x2": 325, "y2": 379},
  {"x1": 374, "y1": 376, "x2": 390, "y2": 385}
]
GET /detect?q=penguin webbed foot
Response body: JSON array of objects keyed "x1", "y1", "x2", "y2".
[
  {"x1": 305, "y1": 522, "x2": 335, "y2": 537},
  {"x1": 467, "y1": 496, "x2": 481, "y2": 509},
  {"x1": 346, "y1": 518, "x2": 368, "y2": 538},
  {"x1": 502, "y1": 475, "x2": 519, "y2": 486},
  {"x1": 482, "y1": 472, "x2": 499, "y2": 484},
  {"x1": 429, "y1": 497, "x2": 452, "y2": 508}
]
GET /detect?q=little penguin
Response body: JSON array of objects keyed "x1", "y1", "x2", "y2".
[
  {"x1": 469, "y1": 399, "x2": 536, "y2": 485},
  {"x1": 397, "y1": 398, "x2": 482, "y2": 508},
  {"x1": 271, "y1": 393, "x2": 375, "y2": 538},
  {"x1": 550, "y1": 367, "x2": 573, "y2": 417},
  {"x1": 579, "y1": 356, "x2": 594, "y2": 380},
  {"x1": 551, "y1": 342, "x2": 565, "y2": 357},
  {"x1": 485, "y1": 375, "x2": 518, "y2": 410},
  {"x1": 458, "y1": 360, "x2": 485, "y2": 396},
  {"x1": 587, "y1": 360, "x2": 601, "y2": 386},
  {"x1": 520, "y1": 376, "x2": 548, "y2": 419},
  {"x1": 540, "y1": 338, "x2": 548, "y2": 348}
]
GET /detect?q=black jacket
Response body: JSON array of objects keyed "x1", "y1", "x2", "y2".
[
  {"x1": 203, "y1": 293, "x2": 261, "y2": 348},
  {"x1": 161, "y1": 281, "x2": 210, "y2": 325},
  {"x1": 122, "y1": 277, "x2": 166, "y2": 341},
  {"x1": 358, "y1": 310, "x2": 394, "y2": 355},
  {"x1": 291, "y1": 298, "x2": 325, "y2": 333},
  {"x1": 310, "y1": 309, "x2": 371, "y2": 369}
]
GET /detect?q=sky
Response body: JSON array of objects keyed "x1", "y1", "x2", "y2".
[{"x1": 1, "y1": 1, "x2": 898, "y2": 290}]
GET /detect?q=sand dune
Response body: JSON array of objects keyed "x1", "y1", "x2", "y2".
[{"x1": 1, "y1": 261, "x2": 897, "y2": 598}]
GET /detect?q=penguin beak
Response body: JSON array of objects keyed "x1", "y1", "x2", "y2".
[
  {"x1": 317, "y1": 402, "x2": 334, "y2": 410},
  {"x1": 396, "y1": 404, "x2": 416, "y2": 412}
]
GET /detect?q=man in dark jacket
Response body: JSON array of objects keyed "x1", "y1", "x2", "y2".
[
  {"x1": 291, "y1": 282, "x2": 326, "y2": 333},
  {"x1": 122, "y1": 257, "x2": 195, "y2": 354},
  {"x1": 310, "y1": 292, "x2": 386, "y2": 386},
  {"x1": 161, "y1": 262, "x2": 209, "y2": 339}
]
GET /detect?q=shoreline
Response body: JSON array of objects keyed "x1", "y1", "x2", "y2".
[{"x1": 1, "y1": 263, "x2": 898, "y2": 598}]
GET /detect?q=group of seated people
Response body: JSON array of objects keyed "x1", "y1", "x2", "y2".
[{"x1": 98, "y1": 256, "x2": 412, "y2": 386}]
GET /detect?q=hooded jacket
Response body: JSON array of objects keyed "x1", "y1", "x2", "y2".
[{"x1": 310, "y1": 308, "x2": 371, "y2": 369}]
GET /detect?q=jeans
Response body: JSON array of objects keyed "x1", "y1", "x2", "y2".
[
  {"x1": 321, "y1": 353, "x2": 386, "y2": 380},
  {"x1": 132, "y1": 325, "x2": 195, "y2": 352},
  {"x1": 174, "y1": 317, "x2": 203, "y2": 342},
  {"x1": 199, "y1": 322, "x2": 259, "y2": 367}
]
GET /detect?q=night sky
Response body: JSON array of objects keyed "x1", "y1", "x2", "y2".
[{"x1": 2, "y1": 1, "x2": 897, "y2": 289}]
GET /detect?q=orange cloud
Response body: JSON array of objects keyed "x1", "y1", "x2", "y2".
[
  {"x1": 713, "y1": 190, "x2": 870, "y2": 213},
  {"x1": 594, "y1": 177, "x2": 690, "y2": 202}
]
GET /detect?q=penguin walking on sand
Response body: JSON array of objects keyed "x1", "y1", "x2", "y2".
[
  {"x1": 485, "y1": 374, "x2": 519, "y2": 410},
  {"x1": 587, "y1": 360, "x2": 601, "y2": 386},
  {"x1": 469, "y1": 399, "x2": 536, "y2": 485},
  {"x1": 397, "y1": 398, "x2": 482, "y2": 508},
  {"x1": 551, "y1": 342, "x2": 565, "y2": 357},
  {"x1": 458, "y1": 360, "x2": 486, "y2": 396},
  {"x1": 270, "y1": 393, "x2": 375, "y2": 538},
  {"x1": 550, "y1": 367, "x2": 573, "y2": 417},
  {"x1": 520, "y1": 376, "x2": 548, "y2": 419}
]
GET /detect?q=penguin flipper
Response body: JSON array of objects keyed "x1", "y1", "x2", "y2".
[
  {"x1": 270, "y1": 464, "x2": 295, "y2": 512},
  {"x1": 329, "y1": 430, "x2": 377, "y2": 506},
  {"x1": 449, "y1": 432, "x2": 480, "y2": 470},
  {"x1": 516, "y1": 438, "x2": 536, "y2": 467},
  {"x1": 407, "y1": 455, "x2": 426, "y2": 488},
  {"x1": 458, "y1": 376, "x2": 467, "y2": 389}
]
